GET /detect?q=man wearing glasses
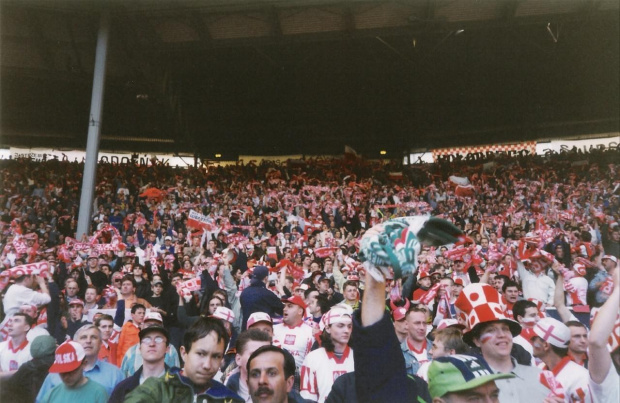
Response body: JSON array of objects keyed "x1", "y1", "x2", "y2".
[{"x1": 108, "y1": 324, "x2": 169, "y2": 403}]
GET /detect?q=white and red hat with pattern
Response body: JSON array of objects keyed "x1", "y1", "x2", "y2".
[{"x1": 455, "y1": 283, "x2": 521, "y2": 345}]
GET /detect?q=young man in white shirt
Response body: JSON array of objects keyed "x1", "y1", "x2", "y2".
[{"x1": 0, "y1": 313, "x2": 33, "y2": 377}]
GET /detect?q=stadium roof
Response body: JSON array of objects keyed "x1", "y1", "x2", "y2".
[{"x1": 1, "y1": 0, "x2": 618, "y2": 159}]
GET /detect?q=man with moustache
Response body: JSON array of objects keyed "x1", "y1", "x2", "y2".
[{"x1": 247, "y1": 345, "x2": 305, "y2": 403}]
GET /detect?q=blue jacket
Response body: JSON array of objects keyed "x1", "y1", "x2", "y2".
[{"x1": 239, "y1": 280, "x2": 284, "y2": 330}]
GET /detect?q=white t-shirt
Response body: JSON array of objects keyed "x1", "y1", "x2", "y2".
[
  {"x1": 300, "y1": 346, "x2": 354, "y2": 403},
  {"x1": 273, "y1": 322, "x2": 314, "y2": 369},
  {"x1": 551, "y1": 356, "x2": 594, "y2": 403},
  {"x1": 0, "y1": 338, "x2": 32, "y2": 371},
  {"x1": 26, "y1": 326, "x2": 50, "y2": 343},
  {"x1": 589, "y1": 363, "x2": 620, "y2": 403}
]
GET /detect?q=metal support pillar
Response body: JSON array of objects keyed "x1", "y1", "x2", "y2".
[{"x1": 76, "y1": 10, "x2": 110, "y2": 239}]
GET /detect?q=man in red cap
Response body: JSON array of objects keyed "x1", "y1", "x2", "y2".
[
  {"x1": 273, "y1": 295, "x2": 313, "y2": 392},
  {"x1": 39, "y1": 341, "x2": 108, "y2": 402}
]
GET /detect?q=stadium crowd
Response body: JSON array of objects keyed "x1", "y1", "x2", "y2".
[{"x1": 0, "y1": 145, "x2": 618, "y2": 403}]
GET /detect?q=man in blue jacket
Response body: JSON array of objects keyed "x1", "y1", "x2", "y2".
[{"x1": 240, "y1": 266, "x2": 284, "y2": 330}]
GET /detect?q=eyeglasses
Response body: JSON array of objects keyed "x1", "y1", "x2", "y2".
[
  {"x1": 141, "y1": 336, "x2": 166, "y2": 344},
  {"x1": 113, "y1": 279, "x2": 121, "y2": 283}
]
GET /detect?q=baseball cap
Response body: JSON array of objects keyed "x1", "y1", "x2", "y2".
[
  {"x1": 152, "y1": 279, "x2": 163, "y2": 286},
  {"x1": 139, "y1": 325, "x2": 170, "y2": 343},
  {"x1": 532, "y1": 317, "x2": 570, "y2": 348},
  {"x1": 144, "y1": 311, "x2": 163, "y2": 324},
  {"x1": 454, "y1": 278, "x2": 464, "y2": 286},
  {"x1": 251, "y1": 266, "x2": 269, "y2": 281},
  {"x1": 164, "y1": 236, "x2": 172, "y2": 241},
  {"x1": 247, "y1": 312, "x2": 273, "y2": 328},
  {"x1": 68, "y1": 298, "x2": 84, "y2": 307},
  {"x1": 428, "y1": 355, "x2": 514, "y2": 399},
  {"x1": 49, "y1": 341, "x2": 86, "y2": 373},
  {"x1": 281, "y1": 295, "x2": 307, "y2": 310},
  {"x1": 602, "y1": 255, "x2": 618, "y2": 264}
]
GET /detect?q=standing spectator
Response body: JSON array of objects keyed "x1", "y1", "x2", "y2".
[
  {"x1": 95, "y1": 314, "x2": 117, "y2": 365},
  {"x1": 240, "y1": 266, "x2": 284, "y2": 330},
  {"x1": 124, "y1": 317, "x2": 243, "y2": 402},
  {"x1": 300, "y1": 306, "x2": 354, "y2": 403},
  {"x1": 108, "y1": 324, "x2": 170, "y2": 403},
  {"x1": 132, "y1": 265, "x2": 151, "y2": 299},
  {"x1": 84, "y1": 253, "x2": 108, "y2": 292},
  {"x1": 1, "y1": 272, "x2": 51, "y2": 320},
  {"x1": 400, "y1": 304, "x2": 432, "y2": 377},
  {"x1": 0, "y1": 335, "x2": 56, "y2": 403},
  {"x1": 588, "y1": 255, "x2": 617, "y2": 307},
  {"x1": 57, "y1": 299, "x2": 91, "y2": 343},
  {"x1": 225, "y1": 329, "x2": 272, "y2": 402},
  {"x1": 117, "y1": 303, "x2": 146, "y2": 364},
  {"x1": 588, "y1": 267, "x2": 619, "y2": 403},
  {"x1": 566, "y1": 321, "x2": 589, "y2": 367},
  {"x1": 37, "y1": 324, "x2": 125, "y2": 401},
  {"x1": 38, "y1": 341, "x2": 108, "y2": 403},
  {"x1": 119, "y1": 276, "x2": 152, "y2": 309},
  {"x1": 516, "y1": 259, "x2": 555, "y2": 306},
  {"x1": 455, "y1": 283, "x2": 551, "y2": 402},
  {"x1": 272, "y1": 295, "x2": 314, "y2": 391},
  {"x1": 0, "y1": 313, "x2": 33, "y2": 375},
  {"x1": 530, "y1": 317, "x2": 594, "y2": 402},
  {"x1": 247, "y1": 345, "x2": 306, "y2": 403}
]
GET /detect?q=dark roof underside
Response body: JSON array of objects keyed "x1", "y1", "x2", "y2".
[{"x1": 1, "y1": 0, "x2": 618, "y2": 158}]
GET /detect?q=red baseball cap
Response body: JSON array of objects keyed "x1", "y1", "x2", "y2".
[
  {"x1": 49, "y1": 341, "x2": 85, "y2": 373},
  {"x1": 247, "y1": 312, "x2": 273, "y2": 328},
  {"x1": 282, "y1": 295, "x2": 307, "y2": 310},
  {"x1": 392, "y1": 306, "x2": 408, "y2": 321}
]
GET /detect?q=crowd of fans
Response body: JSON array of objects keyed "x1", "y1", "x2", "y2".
[{"x1": 0, "y1": 145, "x2": 618, "y2": 402}]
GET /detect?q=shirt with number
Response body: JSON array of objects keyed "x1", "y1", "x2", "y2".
[{"x1": 300, "y1": 346, "x2": 354, "y2": 403}]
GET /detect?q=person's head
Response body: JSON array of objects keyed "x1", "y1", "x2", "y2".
[
  {"x1": 65, "y1": 279, "x2": 79, "y2": 297},
  {"x1": 602, "y1": 255, "x2": 618, "y2": 272},
  {"x1": 452, "y1": 278, "x2": 464, "y2": 298},
  {"x1": 501, "y1": 281, "x2": 519, "y2": 304},
  {"x1": 84, "y1": 286, "x2": 98, "y2": 304},
  {"x1": 317, "y1": 276, "x2": 332, "y2": 294},
  {"x1": 431, "y1": 327, "x2": 468, "y2": 359},
  {"x1": 406, "y1": 306, "x2": 428, "y2": 343},
  {"x1": 492, "y1": 275, "x2": 508, "y2": 293},
  {"x1": 235, "y1": 329, "x2": 272, "y2": 381},
  {"x1": 281, "y1": 296, "x2": 306, "y2": 327},
  {"x1": 132, "y1": 264, "x2": 144, "y2": 278},
  {"x1": 120, "y1": 275, "x2": 137, "y2": 296},
  {"x1": 530, "y1": 318, "x2": 570, "y2": 361},
  {"x1": 87, "y1": 255, "x2": 99, "y2": 269},
  {"x1": 247, "y1": 312, "x2": 274, "y2": 337},
  {"x1": 438, "y1": 277, "x2": 454, "y2": 298},
  {"x1": 111, "y1": 271, "x2": 124, "y2": 288},
  {"x1": 68, "y1": 299, "x2": 85, "y2": 321},
  {"x1": 95, "y1": 314, "x2": 114, "y2": 342},
  {"x1": 7, "y1": 312, "x2": 33, "y2": 339},
  {"x1": 131, "y1": 304, "x2": 146, "y2": 326},
  {"x1": 566, "y1": 321, "x2": 588, "y2": 356},
  {"x1": 343, "y1": 281, "x2": 359, "y2": 303},
  {"x1": 207, "y1": 296, "x2": 224, "y2": 315},
  {"x1": 151, "y1": 279, "x2": 164, "y2": 296},
  {"x1": 139, "y1": 325, "x2": 169, "y2": 365},
  {"x1": 19, "y1": 303, "x2": 38, "y2": 320},
  {"x1": 321, "y1": 306, "x2": 353, "y2": 352},
  {"x1": 74, "y1": 324, "x2": 102, "y2": 359},
  {"x1": 49, "y1": 341, "x2": 87, "y2": 388},
  {"x1": 428, "y1": 355, "x2": 514, "y2": 403},
  {"x1": 512, "y1": 300, "x2": 538, "y2": 328},
  {"x1": 472, "y1": 321, "x2": 514, "y2": 363},
  {"x1": 247, "y1": 345, "x2": 296, "y2": 403},
  {"x1": 418, "y1": 272, "x2": 432, "y2": 288},
  {"x1": 181, "y1": 317, "x2": 230, "y2": 388}
]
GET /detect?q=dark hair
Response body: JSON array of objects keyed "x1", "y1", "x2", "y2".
[
  {"x1": 502, "y1": 280, "x2": 519, "y2": 293},
  {"x1": 121, "y1": 275, "x2": 137, "y2": 288},
  {"x1": 494, "y1": 274, "x2": 510, "y2": 284},
  {"x1": 183, "y1": 317, "x2": 230, "y2": 354},
  {"x1": 131, "y1": 303, "x2": 146, "y2": 314},
  {"x1": 513, "y1": 300, "x2": 537, "y2": 321},
  {"x1": 304, "y1": 288, "x2": 318, "y2": 299},
  {"x1": 95, "y1": 314, "x2": 114, "y2": 326},
  {"x1": 12, "y1": 312, "x2": 34, "y2": 328},
  {"x1": 316, "y1": 294, "x2": 330, "y2": 316},
  {"x1": 235, "y1": 329, "x2": 272, "y2": 355},
  {"x1": 342, "y1": 281, "x2": 358, "y2": 291},
  {"x1": 247, "y1": 345, "x2": 296, "y2": 380},
  {"x1": 565, "y1": 320, "x2": 587, "y2": 331},
  {"x1": 550, "y1": 344, "x2": 569, "y2": 357}
]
